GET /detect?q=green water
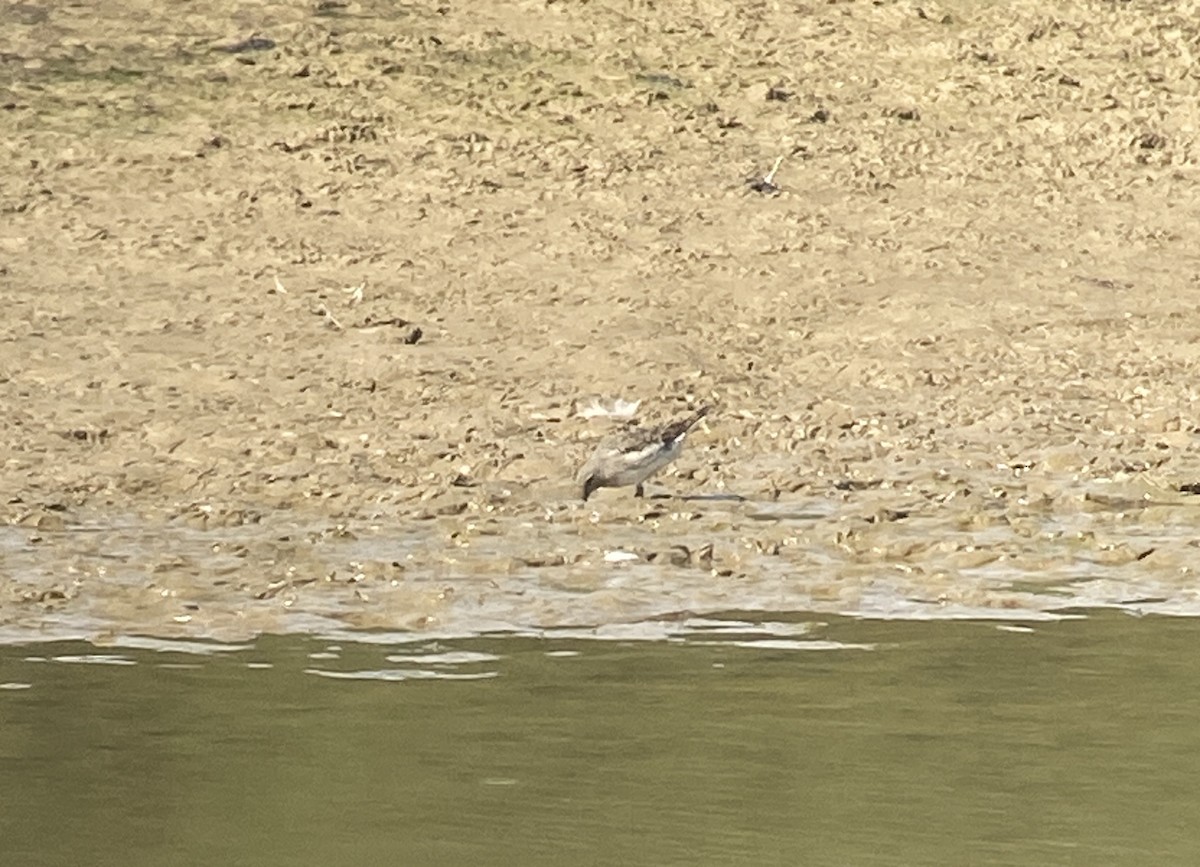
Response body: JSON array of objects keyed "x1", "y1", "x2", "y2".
[{"x1": 2, "y1": 614, "x2": 1198, "y2": 866}]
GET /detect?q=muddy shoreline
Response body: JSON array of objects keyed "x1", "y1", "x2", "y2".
[{"x1": 4, "y1": 1, "x2": 1200, "y2": 641}]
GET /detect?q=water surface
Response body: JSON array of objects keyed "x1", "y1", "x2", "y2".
[{"x1": 2, "y1": 613, "x2": 1197, "y2": 865}]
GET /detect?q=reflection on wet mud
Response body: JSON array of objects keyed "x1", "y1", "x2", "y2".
[{"x1": 5, "y1": 473, "x2": 1200, "y2": 645}]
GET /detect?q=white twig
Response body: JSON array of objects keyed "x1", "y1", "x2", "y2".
[
  {"x1": 316, "y1": 302, "x2": 344, "y2": 330},
  {"x1": 763, "y1": 155, "x2": 784, "y2": 186}
]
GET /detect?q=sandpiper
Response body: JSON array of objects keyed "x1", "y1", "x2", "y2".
[{"x1": 577, "y1": 405, "x2": 710, "y2": 501}]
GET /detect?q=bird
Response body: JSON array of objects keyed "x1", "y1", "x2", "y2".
[{"x1": 577, "y1": 405, "x2": 710, "y2": 502}]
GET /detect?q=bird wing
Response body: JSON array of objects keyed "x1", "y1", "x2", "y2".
[{"x1": 658, "y1": 406, "x2": 709, "y2": 445}]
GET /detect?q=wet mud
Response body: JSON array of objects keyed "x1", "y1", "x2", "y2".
[{"x1": 4, "y1": 0, "x2": 1200, "y2": 642}]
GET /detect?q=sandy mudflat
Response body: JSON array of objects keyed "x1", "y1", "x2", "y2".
[{"x1": 3, "y1": 0, "x2": 1200, "y2": 641}]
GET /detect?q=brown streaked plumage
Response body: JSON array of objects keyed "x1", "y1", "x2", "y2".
[{"x1": 577, "y1": 406, "x2": 710, "y2": 501}]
